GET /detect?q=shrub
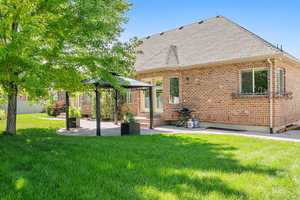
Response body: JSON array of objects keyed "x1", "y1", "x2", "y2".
[
  {"x1": 0, "y1": 109, "x2": 6, "y2": 120},
  {"x1": 46, "y1": 100, "x2": 66, "y2": 117},
  {"x1": 69, "y1": 107, "x2": 81, "y2": 118},
  {"x1": 91, "y1": 90, "x2": 114, "y2": 120},
  {"x1": 123, "y1": 110, "x2": 135, "y2": 123},
  {"x1": 53, "y1": 100, "x2": 66, "y2": 114},
  {"x1": 46, "y1": 104, "x2": 53, "y2": 116}
]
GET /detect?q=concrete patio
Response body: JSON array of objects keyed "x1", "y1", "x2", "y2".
[
  {"x1": 58, "y1": 120, "x2": 160, "y2": 136},
  {"x1": 57, "y1": 119, "x2": 300, "y2": 142}
]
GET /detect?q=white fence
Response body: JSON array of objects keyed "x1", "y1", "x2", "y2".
[{"x1": 0, "y1": 100, "x2": 45, "y2": 114}]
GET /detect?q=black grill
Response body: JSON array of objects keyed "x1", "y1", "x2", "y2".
[{"x1": 174, "y1": 107, "x2": 193, "y2": 117}]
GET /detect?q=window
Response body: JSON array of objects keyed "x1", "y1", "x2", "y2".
[
  {"x1": 52, "y1": 93, "x2": 58, "y2": 101},
  {"x1": 144, "y1": 89, "x2": 150, "y2": 109},
  {"x1": 140, "y1": 81, "x2": 152, "y2": 112},
  {"x1": 58, "y1": 91, "x2": 66, "y2": 101},
  {"x1": 277, "y1": 68, "x2": 285, "y2": 95},
  {"x1": 240, "y1": 69, "x2": 268, "y2": 95},
  {"x1": 169, "y1": 77, "x2": 180, "y2": 103},
  {"x1": 83, "y1": 93, "x2": 92, "y2": 104},
  {"x1": 140, "y1": 78, "x2": 164, "y2": 113},
  {"x1": 125, "y1": 90, "x2": 133, "y2": 104},
  {"x1": 155, "y1": 80, "x2": 163, "y2": 111},
  {"x1": 18, "y1": 95, "x2": 28, "y2": 101}
]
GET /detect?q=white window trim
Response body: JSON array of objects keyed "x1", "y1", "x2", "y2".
[
  {"x1": 156, "y1": 89, "x2": 163, "y2": 112},
  {"x1": 83, "y1": 93, "x2": 92, "y2": 105},
  {"x1": 125, "y1": 90, "x2": 133, "y2": 104},
  {"x1": 155, "y1": 81, "x2": 164, "y2": 113},
  {"x1": 239, "y1": 68, "x2": 269, "y2": 95},
  {"x1": 140, "y1": 79, "x2": 152, "y2": 113},
  {"x1": 169, "y1": 77, "x2": 180, "y2": 104},
  {"x1": 143, "y1": 89, "x2": 150, "y2": 112},
  {"x1": 276, "y1": 67, "x2": 285, "y2": 95},
  {"x1": 140, "y1": 77, "x2": 164, "y2": 113}
]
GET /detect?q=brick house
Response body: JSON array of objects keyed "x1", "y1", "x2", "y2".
[{"x1": 120, "y1": 16, "x2": 300, "y2": 133}]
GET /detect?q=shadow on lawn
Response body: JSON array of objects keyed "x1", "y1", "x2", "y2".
[
  {"x1": 17, "y1": 128, "x2": 58, "y2": 135},
  {"x1": 119, "y1": 135, "x2": 280, "y2": 199},
  {"x1": 1, "y1": 128, "x2": 59, "y2": 136},
  {"x1": 0, "y1": 131, "x2": 283, "y2": 200}
]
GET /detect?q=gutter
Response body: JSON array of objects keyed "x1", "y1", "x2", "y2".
[{"x1": 267, "y1": 58, "x2": 274, "y2": 133}]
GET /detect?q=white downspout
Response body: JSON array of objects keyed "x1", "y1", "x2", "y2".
[{"x1": 267, "y1": 58, "x2": 274, "y2": 133}]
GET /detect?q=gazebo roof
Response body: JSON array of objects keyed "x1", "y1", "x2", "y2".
[{"x1": 82, "y1": 72, "x2": 153, "y2": 88}]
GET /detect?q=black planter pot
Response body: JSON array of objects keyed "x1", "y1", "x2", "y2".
[
  {"x1": 69, "y1": 118, "x2": 80, "y2": 128},
  {"x1": 121, "y1": 122, "x2": 140, "y2": 136}
]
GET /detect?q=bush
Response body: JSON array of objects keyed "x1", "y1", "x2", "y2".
[
  {"x1": 46, "y1": 104, "x2": 53, "y2": 116},
  {"x1": 123, "y1": 110, "x2": 135, "y2": 123},
  {"x1": 46, "y1": 100, "x2": 66, "y2": 117},
  {"x1": 0, "y1": 109, "x2": 6, "y2": 120},
  {"x1": 69, "y1": 107, "x2": 81, "y2": 118},
  {"x1": 91, "y1": 90, "x2": 115, "y2": 120}
]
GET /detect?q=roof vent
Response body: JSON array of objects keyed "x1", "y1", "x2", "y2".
[
  {"x1": 198, "y1": 20, "x2": 204, "y2": 24},
  {"x1": 179, "y1": 26, "x2": 184, "y2": 30},
  {"x1": 276, "y1": 44, "x2": 283, "y2": 51},
  {"x1": 166, "y1": 45, "x2": 179, "y2": 65},
  {"x1": 160, "y1": 32, "x2": 164, "y2": 36},
  {"x1": 146, "y1": 36, "x2": 150, "y2": 39}
]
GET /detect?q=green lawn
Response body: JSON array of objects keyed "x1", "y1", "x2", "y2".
[
  {"x1": 0, "y1": 113, "x2": 65, "y2": 132},
  {"x1": 0, "y1": 114, "x2": 300, "y2": 200}
]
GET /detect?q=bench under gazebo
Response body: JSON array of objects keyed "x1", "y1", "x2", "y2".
[{"x1": 65, "y1": 73, "x2": 154, "y2": 136}]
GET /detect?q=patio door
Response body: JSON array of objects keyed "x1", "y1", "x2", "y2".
[
  {"x1": 155, "y1": 80, "x2": 163, "y2": 113},
  {"x1": 140, "y1": 78, "x2": 163, "y2": 113},
  {"x1": 143, "y1": 87, "x2": 150, "y2": 112}
]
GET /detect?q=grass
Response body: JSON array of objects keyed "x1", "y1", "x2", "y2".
[
  {"x1": 0, "y1": 113, "x2": 64, "y2": 132},
  {"x1": 0, "y1": 114, "x2": 300, "y2": 200}
]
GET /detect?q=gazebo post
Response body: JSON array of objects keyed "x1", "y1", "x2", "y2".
[
  {"x1": 114, "y1": 89, "x2": 118, "y2": 125},
  {"x1": 95, "y1": 85, "x2": 101, "y2": 136},
  {"x1": 149, "y1": 87, "x2": 154, "y2": 129},
  {"x1": 65, "y1": 91, "x2": 70, "y2": 130}
]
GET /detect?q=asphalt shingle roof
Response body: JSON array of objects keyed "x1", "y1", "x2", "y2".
[{"x1": 135, "y1": 16, "x2": 283, "y2": 72}]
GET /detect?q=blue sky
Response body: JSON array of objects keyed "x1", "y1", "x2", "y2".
[{"x1": 120, "y1": 0, "x2": 300, "y2": 59}]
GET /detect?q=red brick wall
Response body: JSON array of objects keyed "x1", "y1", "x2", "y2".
[
  {"x1": 273, "y1": 58, "x2": 300, "y2": 127},
  {"x1": 121, "y1": 58, "x2": 300, "y2": 130},
  {"x1": 123, "y1": 60, "x2": 273, "y2": 127},
  {"x1": 179, "y1": 63, "x2": 270, "y2": 126}
]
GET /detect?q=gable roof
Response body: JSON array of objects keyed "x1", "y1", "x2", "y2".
[{"x1": 134, "y1": 16, "x2": 295, "y2": 72}]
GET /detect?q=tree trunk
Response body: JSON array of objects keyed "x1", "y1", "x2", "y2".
[{"x1": 6, "y1": 84, "x2": 18, "y2": 135}]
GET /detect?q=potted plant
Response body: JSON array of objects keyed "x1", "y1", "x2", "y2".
[
  {"x1": 121, "y1": 111, "x2": 140, "y2": 135},
  {"x1": 69, "y1": 107, "x2": 81, "y2": 128}
]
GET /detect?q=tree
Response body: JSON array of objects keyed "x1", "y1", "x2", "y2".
[{"x1": 0, "y1": 0, "x2": 139, "y2": 134}]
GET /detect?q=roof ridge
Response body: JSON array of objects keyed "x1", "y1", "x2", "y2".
[{"x1": 140, "y1": 16, "x2": 220, "y2": 40}]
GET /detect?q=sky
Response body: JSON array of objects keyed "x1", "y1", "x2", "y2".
[{"x1": 120, "y1": 0, "x2": 300, "y2": 59}]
